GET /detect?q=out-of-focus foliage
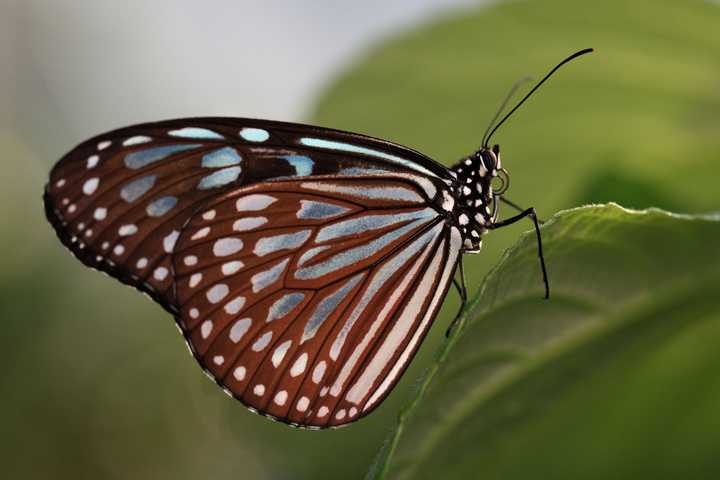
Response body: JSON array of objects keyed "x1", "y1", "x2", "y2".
[{"x1": 2, "y1": 0, "x2": 718, "y2": 478}]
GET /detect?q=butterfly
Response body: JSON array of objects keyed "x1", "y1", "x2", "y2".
[{"x1": 43, "y1": 49, "x2": 591, "y2": 429}]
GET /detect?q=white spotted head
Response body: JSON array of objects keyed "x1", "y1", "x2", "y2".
[{"x1": 449, "y1": 145, "x2": 508, "y2": 253}]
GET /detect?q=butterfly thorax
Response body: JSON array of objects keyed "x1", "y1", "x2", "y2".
[{"x1": 448, "y1": 147, "x2": 503, "y2": 253}]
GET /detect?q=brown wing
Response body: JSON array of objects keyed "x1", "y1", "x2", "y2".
[
  {"x1": 44, "y1": 118, "x2": 450, "y2": 310},
  {"x1": 172, "y1": 176, "x2": 462, "y2": 428}
]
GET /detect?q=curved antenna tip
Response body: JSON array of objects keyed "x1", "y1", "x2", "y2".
[
  {"x1": 484, "y1": 47, "x2": 595, "y2": 146},
  {"x1": 575, "y1": 47, "x2": 595, "y2": 56}
]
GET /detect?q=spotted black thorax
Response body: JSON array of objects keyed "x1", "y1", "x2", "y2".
[{"x1": 448, "y1": 144, "x2": 507, "y2": 253}]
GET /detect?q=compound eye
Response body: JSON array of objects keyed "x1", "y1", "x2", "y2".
[{"x1": 480, "y1": 150, "x2": 496, "y2": 171}]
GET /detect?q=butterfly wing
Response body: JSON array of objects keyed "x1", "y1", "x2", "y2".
[
  {"x1": 172, "y1": 176, "x2": 461, "y2": 428},
  {"x1": 44, "y1": 117, "x2": 452, "y2": 309},
  {"x1": 44, "y1": 118, "x2": 461, "y2": 427}
]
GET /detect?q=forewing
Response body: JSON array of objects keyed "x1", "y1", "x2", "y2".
[
  {"x1": 173, "y1": 176, "x2": 462, "y2": 428},
  {"x1": 44, "y1": 117, "x2": 450, "y2": 308}
]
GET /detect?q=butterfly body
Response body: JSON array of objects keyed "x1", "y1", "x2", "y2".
[{"x1": 44, "y1": 117, "x2": 513, "y2": 429}]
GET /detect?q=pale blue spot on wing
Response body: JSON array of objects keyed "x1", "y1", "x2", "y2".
[
  {"x1": 202, "y1": 147, "x2": 242, "y2": 168},
  {"x1": 240, "y1": 127, "x2": 270, "y2": 142},
  {"x1": 297, "y1": 200, "x2": 350, "y2": 220},
  {"x1": 121, "y1": 175, "x2": 156, "y2": 202},
  {"x1": 297, "y1": 245, "x2": 331, "y2": 266},
  {"x1": 251, "y1": 258, "x2": 289, "y2": 293},
  {"x1": 124, "y1": 144, "x2": 201, "y2": 169},
  {"x1": 168, "y1": 127, "x2": 224, "y2": 140},
  {"x1": 253, "y1": 230, "x2": 311, "y2": 257},
  {"x1": 300, "y1": 181, "x2": 423, "y2": 203},
  {"x1": 299, "y1": 137, "x2": 438, "y2": 178},
  {"x1": 316, "y1": 208, "x2": 435, "y2": 242},
  {"x1": 301, "y1": 273, "x2": 364, "y2": 343},
  {"x1": 267, "y1": 293, "x2": 306, "y2": 323},
  {"x1": 282, "y1": 155, "x2": 314, "y2": 176},
  {"x1": 146, "y1": 196, "x2": 178, "y2": 217},
  {"x1": 197, "y1": 166, "x2": 242, "y2": 190}
]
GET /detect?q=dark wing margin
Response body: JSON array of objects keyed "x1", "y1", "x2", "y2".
[{"x1": 171, "y1": 176, "x2": 461, "y2": 428}]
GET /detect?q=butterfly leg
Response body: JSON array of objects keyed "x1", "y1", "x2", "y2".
[
  {"x1": 500, "y1": 197, "x2": 545, "y2": 224},
  {"x1": 490, "y1": 207, "x2": 550, "y2": 299},
  {"x1": 446, "y1": 256, "x2": 468, "y2": 338}
]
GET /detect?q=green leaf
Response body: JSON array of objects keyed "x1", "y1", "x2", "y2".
[{"x1": 369, "y1": 204, "x2": 720, "y2": 480}]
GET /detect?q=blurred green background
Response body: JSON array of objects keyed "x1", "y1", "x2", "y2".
[{"x1": 2, "y1": 0, "x2": 719, "y2": 478}]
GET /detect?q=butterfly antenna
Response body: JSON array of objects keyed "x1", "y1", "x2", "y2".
[
  {"x1": 481, "y1": 75, "x2": 532, "y2": 148},
  {"x1": 484, "y1": 48, "x2": 594, "y2": 147}
]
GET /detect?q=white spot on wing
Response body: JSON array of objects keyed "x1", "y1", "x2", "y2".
[
  {"x1": 239, "y1": 127, "x2": 269, "y2": 142},
  {"x1": 233, "y1": 366, "x2": 246, "y2": 381},
  {"x1": 213, "y1": 237, "x2": 243, "y2": 257},
  {"x1": 236, "y1": 194, "x2": 277, "y2": 212},
  {"x1": 163, "y1": 230, "x2": 180, "y2": 253},
  {"x1": 229, "y1": 318, "x2": 252, "y2": 343},
  {"x1": 274, "y1": 390, "x2": 288, "y2": 406},
  {"x1": 189, "y1": 273, "x2": 202, "y2": 288},
  {"x1": 83, "y1": 178, "x2": 99, "y2": 195},
  {"x1": 312, "y1": 361, "x2": 326, "y2": 384},
  {"x1": 272, "y1": 340, "x2": 292, "y2": 367},
  {"x1": 201, "y1": 320, "x2": 213, "y2": 339},
  {"x1": 221, "y1": 261, "x2": 244, "y2": 275},
  {"x1": 153, "y1": 267, "x2": 168, "y2": 281},
  {"x1": 206, "y1": 283, "x2": 229, "y2": 304},
  {"x1": 118, "y1": 224, "x2": 138, "y2": 236},
  {"x1": 191, "y1": 227, "x2": 210, "y2": 240},
  {"x1": 123, "y1": 135, "x2": 152, "y2": 146},
  {"x1": 252, "y1": 331, "x2": 273, "y2": 351},
  {"x1": 224, "y1": 296, "x2": 245, "y2": 315},
  {"x1": 290, "y1": 353, "x2": 308, "y2": 377},
  {"x1": 233, "y1": 217, "x2": 268, "y2": 231},
  {"x1": 297, "y1": 396, "x2": 310, "y2": 412}
]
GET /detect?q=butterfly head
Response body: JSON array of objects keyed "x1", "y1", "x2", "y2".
[{"x1": 450, "y1": 144, "x2": 509, "y2": 252}]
